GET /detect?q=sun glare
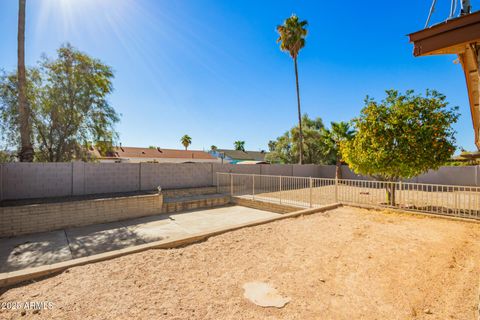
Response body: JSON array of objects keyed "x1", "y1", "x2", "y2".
[
  {"x1": 32, "y1": 0, "x2": 238, "y2": 101},
  {"x1": 35, "y1": 0, "x2": 137, "y2": 41}
]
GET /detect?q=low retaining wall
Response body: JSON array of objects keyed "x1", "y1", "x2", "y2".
[
  {"x1": 163, "y1": 195, "x2": 230, "y2": 213},
  {"x1": 0, "y1": 194, "x2": 163, "y2": 238},
  {"x1": 161, "y1": 186, "x2": 217, "y2": 198},
  {"x1": 231, "y1": 197, "x2": 298, "y2": 214}
]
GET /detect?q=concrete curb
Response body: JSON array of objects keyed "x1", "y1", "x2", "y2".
[{"x1": 0, "y1": 203, "x2": 341, "y2": 289}]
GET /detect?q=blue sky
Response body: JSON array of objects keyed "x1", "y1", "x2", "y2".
[{"x1": 0, "y1": 0, "x2": 475, "y2": 152}]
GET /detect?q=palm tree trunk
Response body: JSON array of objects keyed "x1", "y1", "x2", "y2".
[
  {"x1": 335, "y1": 156, "x2": 342, "y2": 180},
  {"x1": 17, "y1": 0, "x2": 34, "y2": 162},
  {"x1": 294, "y1": 57, "x2": 303, "y2": 164}
]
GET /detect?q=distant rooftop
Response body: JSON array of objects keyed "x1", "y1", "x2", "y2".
[
  {"x1": 92, "y1": 146, "x2": 216, "y2": 160},
  {"x1": 215, "y1": 149, "x2": 267, "y2": 161}
]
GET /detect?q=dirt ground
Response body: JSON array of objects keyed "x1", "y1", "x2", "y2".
[{"x1": 1, "y1": 206, "x2": 480, "y2": 320}]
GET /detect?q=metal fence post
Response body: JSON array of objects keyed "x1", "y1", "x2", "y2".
[
  {"x1": 335, "y1": 177, "x2": 339, "y2": 203},
  {"x1": 309, "y1": 177, "x2": 313, "y2": 208},
  {"x1": 252, "y1": 174, "x2": 255, "y2": 200},
  {"x1": 279, "y1": 175, "x2": 283, "y2": 204},
  {"x1": 398, "y1": 180, "x2": 402, "y2": 206}
]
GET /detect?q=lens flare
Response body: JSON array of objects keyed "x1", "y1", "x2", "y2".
[{"x1": 33, "y1": 0, "x2": 242, "y2": 108}]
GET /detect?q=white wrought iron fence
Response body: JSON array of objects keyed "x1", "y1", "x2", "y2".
[{"x1": 216, "y1": 173, "x2": 480, "y2": 219}]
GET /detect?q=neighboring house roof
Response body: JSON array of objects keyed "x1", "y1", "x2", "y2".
[
  {"x1": 93, "y1": 146, "x2": 215, "y2": 160},
  {"x1": 452, "y1": 151, "x2": 480, "y2": 161},
  {"x1": 216, "y1": 149, "x2": 268, "y2": 161},
  {"x1": 237, "y1": 160, "x2": 269, "y2": 165}
]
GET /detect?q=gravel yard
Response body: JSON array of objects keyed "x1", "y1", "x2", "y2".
[{"x1": 1, "y1": 206, "x2": 480, "y2": 319}]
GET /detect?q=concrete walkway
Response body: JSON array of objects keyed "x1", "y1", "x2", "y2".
[{"x1": 0, "y1": 205, "x2": 279, "y2": 273}]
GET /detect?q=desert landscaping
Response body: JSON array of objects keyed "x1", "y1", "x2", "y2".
[{"x1": 1, "y1": 206, "x2": 479, "y2": 319}]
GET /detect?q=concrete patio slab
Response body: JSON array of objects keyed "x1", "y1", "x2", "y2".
[
  {"x1": 0, "y1": 230, "x2": 72, "y2": 273},
  {"x1": 121, "y1": 215, "x2": 189, "y2": 242},
  {"x1": 170, "y1": 206, "x2": 279, "y2": 234},
  {"x1": 66, "y1": 222, "x2": 145, "y2": 259},
  {"x1": 0, "y1": 205, "x2": 281, "y2": 273}
]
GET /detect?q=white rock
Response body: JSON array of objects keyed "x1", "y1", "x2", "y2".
[{"x1": 243, "y1": 282, "x2": 290, "y2": 308}]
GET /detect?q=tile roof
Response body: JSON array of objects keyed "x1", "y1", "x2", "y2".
[
  {"x1": 216, "y1": 149, "x2": 267, "y2": 161},
  {"x1": 104, "y1": 146, "x2": 215, "y2": 160}
]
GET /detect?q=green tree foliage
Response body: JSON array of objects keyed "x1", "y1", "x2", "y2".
[
  {"x1": 0, "y1": 44, "x2": 120, "y2": 162},
  {"x1": 341, "y1": 89, "x2": 459, "y2": 204},
  {"x1": 266, "y1": 114, "x2": 334, "y2": 164},
  {"x1": 267, "y1": 140, "x2": 277, "y2": 152},
  {"x1": 322, "y1": 121, "x2": 355, "y2": 179},
  {"x1": 181, "y1": 135, "x2": 192, "y2": 150},
  {"x1": 234, "y1": 141, "x2": 245, "y2": 151},
  {"x1": 276, "y1": 14, "x2": 308, "y2": 164},
  {"x1": 0, "y1": 149, "x2": 15, "y2": 163},
  {"x1": 210, "y1": 145, "x2": 217, "y2": 152}
]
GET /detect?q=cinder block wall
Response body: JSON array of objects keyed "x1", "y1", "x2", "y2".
[
  {"x1": 84, "y1": 163, "x2": 140, "y2": 194},
  {"x1": 292, "y1": 164, "x2": 319, "y2": 177},
  {"x1": 141, "y1": 163, "x2": 212, "y2": 190},
  {"x1": 415, "y1": 166, "x2": 478, "y2": 185},
  {"x1": 0, "y1": 194, "x2": 163, "y2": 237},
  {"x1": 2, "y1": 163, "x2": 73, "y2": 200},
  {"x1": 0, "y1": 163, "x2": 479, "y2": 202},
  {"x1": 260, "y1": 164, "x2": 292, "y2": 176},
  {"x1": 211, "y1": 163, "x2": 262, "y2": 185}
]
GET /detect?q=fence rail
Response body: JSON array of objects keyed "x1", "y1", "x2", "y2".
[{"x1": 217, "y1": 173, "x2": 480, "y2": 219}]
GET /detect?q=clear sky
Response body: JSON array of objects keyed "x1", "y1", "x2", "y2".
[{"x1": 0, "y1": 0, "x2": 476, "y2": 152}]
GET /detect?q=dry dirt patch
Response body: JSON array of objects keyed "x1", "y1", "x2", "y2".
[{"x1": 1, "y1": 206, "x2": 480, "y2": 319}]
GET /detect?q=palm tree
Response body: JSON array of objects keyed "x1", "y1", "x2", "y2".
[
  {"x1": 17, "y1": 0, "x2": 34, "y2": 162},
  {"x1": 323, "y1": 121, "x2": 355, "y2": 179},
  {"x1": 181, "y1": 135, "x2": 192, "y2": 150},
  {"x1": 210, "y1": 145, "x2": 218, "y2": 152},
  {"x1": 277, "y1": 14, "x2": 308, "y2": 165},
  {"x1": 234, "y1": 141, "x2": 245, "y2": 151},
  {"x1": 268, "y1": 140, "x2": 277, "y2": 152}
]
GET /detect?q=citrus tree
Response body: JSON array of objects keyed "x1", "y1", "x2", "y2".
[{"x1": 340, "y1": 89, "x2": 459, "y2": 205}]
